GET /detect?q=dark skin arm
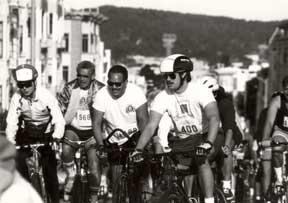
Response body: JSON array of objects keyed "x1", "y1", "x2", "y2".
[
  {"x1": 92, "y1": 108, "x2": 105, "y2": 146},
  {"x1": 136, "y1": 102, "x2": 149, "y2": 132},
  {"x1": 136, "y1": 110, "x2": 163, "y2": 150}
]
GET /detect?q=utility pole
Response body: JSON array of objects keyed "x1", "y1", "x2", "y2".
[{"x1": 162, "y1": 33, "x2": 177, "y2": 56}]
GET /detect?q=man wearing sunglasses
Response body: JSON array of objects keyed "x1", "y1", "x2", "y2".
[
  {"x1": 6, "y1": 64, "x2": 65, "y2": 203},
  {"x1": 130, "y1": 54, "x2": 220, "y2": 203},
  {"x1": 57, "y1": 60, "x2": 104, "y2": 202},
  {"x1": 92, "y1": 65, "x2": 150, "y2": 202}
]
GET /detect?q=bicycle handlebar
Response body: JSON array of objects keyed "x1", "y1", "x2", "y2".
[
  {"x1": 15, "y1": 140, "x2": 58, "y2": 150},
  {"x1": 105, "y1": 128, "x2": 130, "y2": 140},
  {"x1": 259, "y1": 140, "x2": 288, "y2": 148}
]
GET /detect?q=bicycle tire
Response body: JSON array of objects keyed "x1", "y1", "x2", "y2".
[
  {"x1": 114, "y1": 175, "x2": 130, "y2": 203},
  {"x1": 71, "y1": 175, "x2": 89, "y2": 203},
  {"x1": 31, "y1": 173, "x2": 49, "y2": 202},
  {"x1": 214, "y1": 186, "x2": 228, "y2": 203}
]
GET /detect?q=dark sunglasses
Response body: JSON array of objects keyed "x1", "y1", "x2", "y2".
[
  {"x1": 77, "y1": 74, "x2": 89, "y2": 78},
  {"x1": 17, "y1": 81, "x2": 33, "y2": 89},
  {"x1": 107, "y1": 81, "x2": 123, "y2": 87},
  {"x1": 163, "y1": 73, "x2": 177, "y2": 80}
]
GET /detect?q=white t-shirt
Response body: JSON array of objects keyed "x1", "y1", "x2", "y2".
[
  {"x1": 71, "y1": 90, "x2": 92, "y2": 130},
  {"x1": 93, "y1": 83, "x2": 147, "y2": 145},
  {"x1": 151, "y1": 82, "x2": 215, "y2": 139}
]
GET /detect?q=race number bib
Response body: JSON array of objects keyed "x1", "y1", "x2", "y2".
[{"x1": 77, "y1": 110, "x2": 91, "y2": 127}]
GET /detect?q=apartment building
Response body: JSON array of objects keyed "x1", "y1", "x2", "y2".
[{"x1": 0, "y1": 0, "x2": 110, "y2": 110}]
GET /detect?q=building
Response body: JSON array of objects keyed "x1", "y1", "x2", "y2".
[
  {"x1": 0, "y1": 0, "x2": 110, "y2": 111},
  {"x1": 268, "y1": 20, "x2": 288, "y2": 97}
]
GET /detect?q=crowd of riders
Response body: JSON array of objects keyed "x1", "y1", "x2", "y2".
[{"x1": 1, "y1": 54, "x2": 288, "y2": 203}]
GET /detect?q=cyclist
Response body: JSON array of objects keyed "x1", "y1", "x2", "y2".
[
  {"x1": 131, "y1": 54, "x2": 220, "y2": 203},
  {"x1": 5, "y1": 64, "x2": 65, "y2": 203},
  {"x1": 92, "y1": 64, "x2": 150, "y2": 203},
  {"x1": 262, "y1": 76, "x2": 288, "y2": 199},
  {"x1": 57, "y1": 60, "x2": 105, "y2": 202},
  {"x1": 200, "y1": 76, "x2": 243, "y2": 201}
]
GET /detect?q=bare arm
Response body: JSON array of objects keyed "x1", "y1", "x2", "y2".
[
  {"x1": 262, "y1": 96, "x2": 280, "y2": 141},
  {"x1": 92, "y1": 108, "x2": 105, "y2": 145},
  {"x1": 136, "y1": 102, "x2": 149, "y2": 132},
  {"x1": 136, "y1": 110, "x2": 163, "y2": 150},
  {"x1": 204, "y1": 101, "x2": 220, "y2": 144}
]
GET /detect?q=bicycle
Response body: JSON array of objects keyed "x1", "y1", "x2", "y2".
[
  {"x1": 16, "y1": 141, "x2": 57, "y2": 203},
  {"x1": 259, "y1": 140, "x2": 288, "y2": 203},
  {"x1": 104, "y1": 128, "x2": 150, "y2": 203},
  {"x1": 232, "y1": 140, "x2": 256, "y2": 202},
  {"x1": 62, "y1": 137, "x2": 100, "y2": 203},
  {"x1": 145, "y1": 149, "x2": 227, "y2": 203}
]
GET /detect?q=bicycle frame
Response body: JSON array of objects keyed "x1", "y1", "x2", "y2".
[
  {"x1": 62, "y1": 138, "x2": 90, "y2": 203},
  {"x1": 16, "y1": 142, "x2": 53, "y2": 203}
]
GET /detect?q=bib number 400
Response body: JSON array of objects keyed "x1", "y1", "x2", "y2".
[{"x1": 181, "y1": 125, "x2": 198, "y2": 133}]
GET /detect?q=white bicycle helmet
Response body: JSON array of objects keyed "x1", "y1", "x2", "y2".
[
  {"x1": 13, "y1": 64, "x2": 38, "y2": 82},
  {"x1": 200, "y1": 76, "x2": 219, "y2": 92},
  {"x1": 160, "y1": 54, "x2": 193, "y2": 73}
]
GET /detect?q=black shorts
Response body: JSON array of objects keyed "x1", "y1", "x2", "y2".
[
  {"x1": 16, "y1": 128, "x2": 53, "y2": 145},
  {"x1": 168, "y1": 134, "x2": 205, "y2": 174},
  {"x1": 64, "y1": 125, "x2": 94, "y2": 141}
]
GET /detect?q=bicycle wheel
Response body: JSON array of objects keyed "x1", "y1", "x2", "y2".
[
  {"x1": 30, "y1": 173, "x2": 49, "y2": 202},
  {"x1": 214, "y1": 185, "x2": 228, "y2": 203},
  {"x1": 71, "y1": 175, "x2": 89, "y2": 203},
  {"x1": 114, "y1": 176, "x2": 129, "y2": 203}
]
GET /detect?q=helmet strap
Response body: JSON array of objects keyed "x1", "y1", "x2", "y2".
[{"x1": 175, "y1": 72, "x2": 187, "y2": 92}]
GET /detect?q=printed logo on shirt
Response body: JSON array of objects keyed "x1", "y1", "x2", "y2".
[
  {"x1": 126, "y1": 105, "x2": 136, "y2": 113},
  {"x1": 177, "y1": 100, "x2": 194, "y2": 117}
]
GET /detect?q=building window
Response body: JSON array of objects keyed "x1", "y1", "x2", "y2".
[
  {"x1": 48, "y1": 75, "x2": 52, "y2": 84},
  {"x1": 82, "y1": 34, "x2": 88, "y2": 53},
  {"x1": 90, "y1": 33, "x2": 94, "y2": 44},
  {"x1": 0, "y1": 22, "x2": 3, "y2": 58},
  {"x1": 19, "y1": 26, "x2": 23, "y2": 54},
  {"x1": 62, "y1": 66, "x2": 69, "y2": 82},
  {"x1": 49, "y1": 13, "x2": 53, "y2": 35},
  {"x1": 27, "y1": 17, "x2": 31, "y2": 37},
  {"x1": 64, "y1": 33, "x2": 69, "y2": 52}
]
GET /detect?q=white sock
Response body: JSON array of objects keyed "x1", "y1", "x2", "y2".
[
  {"x1": 222, "y1": 180, "x2": 231, "y2": 189},
  {"x1": 274, "y1": 167, "x2": 283, "y2": 184},
  {"x1": 63, "y1": 161, "x2": 76, "y2": 177},
  {"x1": 204, "y1": 197, "x2": 215, "y2": 203}
]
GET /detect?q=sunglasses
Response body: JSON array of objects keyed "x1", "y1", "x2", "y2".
[
  {"x1": 17, "y1": 81, "x2": 33, "y2": 89},
  {"x1": 107, "y1": 81, "x2": 123, "y2": 87},
  {"x1": 163, "y1": 73, "x2": 177, "y2": 80},
  {"x1": 77, "y1": 74, "x2": 90, "y2": 79}
]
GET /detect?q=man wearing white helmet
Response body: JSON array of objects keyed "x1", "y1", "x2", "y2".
[
  {"x1": 6, "y1": 64, "x2": 65, "y2": 203},
  {"x1": 131, "y1": 54, "x2": 220, "y2": 203},
  {"x1": 200, "y1": 76, "x2": 243, "y2": 201}
]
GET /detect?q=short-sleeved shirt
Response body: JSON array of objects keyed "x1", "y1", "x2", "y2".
[
  {"x1": 93, "y1": 83, "x2": 147, "y2": 145},
  {"x1": 274, "y1": 94, "x2": 288, "y2": 132},
  {"x1": 151, "y1": 82, "x2": 215, "y2": 139}
]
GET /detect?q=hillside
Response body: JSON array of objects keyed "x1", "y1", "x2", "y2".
[{"x1": 99, "y1": 6, "x2": 279, "y2": 64}]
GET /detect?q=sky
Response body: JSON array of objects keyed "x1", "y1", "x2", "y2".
[{"x1": 66, "y1": 0, "x2": 288, "y2": 22}]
